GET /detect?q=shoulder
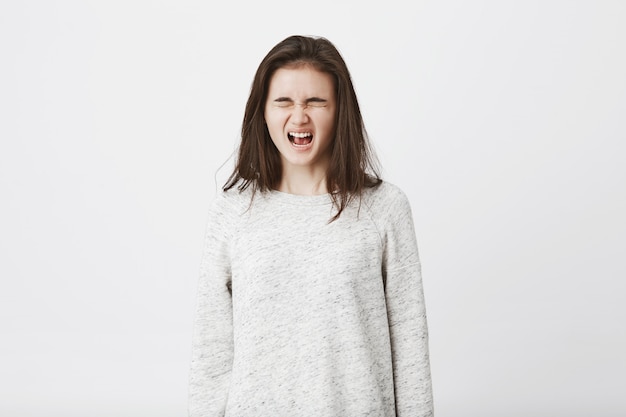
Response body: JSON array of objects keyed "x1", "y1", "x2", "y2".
[
  {"x1": 205, "y1": 186, "x2": 254, "y2": 229},
  {"x1": 213, "y1": 186, "x2": 253, "y2": 212},
  {"x1": 360, "y1": 180, "x2": 416, "y2": 236},
  {"x1": 363, "y1": 180, "x2": 413, "y2": 214}
]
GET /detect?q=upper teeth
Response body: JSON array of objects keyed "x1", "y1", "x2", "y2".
[{"x1": 290, "y1": 132, "x2": 312, "y2": 138}]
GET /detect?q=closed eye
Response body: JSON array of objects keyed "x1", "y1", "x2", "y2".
[
  {"x1": 272, "y1": 97, "x2": 328, "y2": 109},
  {"x1": 306, "y1": 98, "x2": 328, "y2": 108}
]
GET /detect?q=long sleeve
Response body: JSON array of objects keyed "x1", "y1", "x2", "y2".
[
  {"x1": 189, "y1": 183, "x2": 432, "y2": 416},
  {"x1": 381, "y1": 189, "x2": 434, "y2": 416},
  {"x1": 189, "y1": 194, "x2": 234, "y2": 416}
]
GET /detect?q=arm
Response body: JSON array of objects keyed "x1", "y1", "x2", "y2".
[
  {"x1": 189, "y1": 194, "x2": 234, "y2": 416},
  {"x1": 382, "y1": 190, "x2": 434, "y2": 416}
]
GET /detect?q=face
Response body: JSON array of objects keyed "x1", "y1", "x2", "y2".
[{"x1": 264, "y1": 66, "x2": 336, "y2": 174}]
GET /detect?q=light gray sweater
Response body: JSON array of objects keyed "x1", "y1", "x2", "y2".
[{"x1": 189, "y1": 181, "x2": 433, "y2": 416}]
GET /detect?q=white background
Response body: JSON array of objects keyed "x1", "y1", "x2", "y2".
[{"x1": 1, "y1": 1, "x2": 625, "y2": 416}]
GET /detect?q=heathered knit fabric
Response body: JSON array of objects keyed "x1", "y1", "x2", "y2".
[{"x1": 189, "y1": 181, "x2": 433, "y2": 417}]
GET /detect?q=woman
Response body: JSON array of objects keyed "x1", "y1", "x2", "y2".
[{"x1": 189, "y1": 35, "x2": 433, "y2": 417}]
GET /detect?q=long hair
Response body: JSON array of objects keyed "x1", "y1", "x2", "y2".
[{"x1": 224, "y1": 35, "x2": 381, "y2": 221}]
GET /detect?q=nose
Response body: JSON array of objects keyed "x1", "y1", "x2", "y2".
[{"x1": 290, "y1": 104, "x2": 309, "y2": 124}]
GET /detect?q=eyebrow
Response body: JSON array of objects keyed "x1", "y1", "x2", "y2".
[{"x1": 273, "y1": 97, "x2": 328, "y2": 103}]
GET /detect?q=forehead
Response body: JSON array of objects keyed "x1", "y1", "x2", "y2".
[{"x1": 267, "y1": 66, "x2": 335, "y2": 97}]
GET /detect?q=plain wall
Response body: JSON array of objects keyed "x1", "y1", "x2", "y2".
[{"x1": 1, "y1": 0, "x2": 624, "y2": 416}]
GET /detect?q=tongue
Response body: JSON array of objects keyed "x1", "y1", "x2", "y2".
[{"x1": 294, "y1": 136, "x2": 311, "y2": 145}]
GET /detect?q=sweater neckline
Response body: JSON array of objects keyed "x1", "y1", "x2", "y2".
[{"x1": 267, "y1": 189, "x2": 333, "y2": 206}]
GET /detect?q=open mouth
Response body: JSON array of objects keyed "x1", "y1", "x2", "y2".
[{"x1": 288, "y1": 131, "x2": 313, "y2": 146}]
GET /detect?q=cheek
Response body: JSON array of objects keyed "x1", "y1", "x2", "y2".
[
  {"x1": 265, "y1": 114, "x2": 286, "y2": 143},
  {"x1": 265, "y1": 112, "x2": 285, "y2": 129},
  {"x1": 320, "y1": 114, "x2": 336, "y2": 136},
  {"x1": 268, "y1": 121, "x2": 282, "y2": 137}
]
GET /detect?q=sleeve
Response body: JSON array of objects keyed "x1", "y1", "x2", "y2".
[
  {"x1": 188, "y1": 194, "x2": 234, "y2": 416},
  {"x1": 382, "y1": 188, "x2": 434, "y2": 417}
]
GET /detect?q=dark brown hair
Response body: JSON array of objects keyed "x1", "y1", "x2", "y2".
[{"x1": 224, "y1": 35, "x2": 381, "y2": 221}]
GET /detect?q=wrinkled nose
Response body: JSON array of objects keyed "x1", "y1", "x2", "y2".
[{"x1": 290, "y1": 105, "x2": 309, "y2": 124}]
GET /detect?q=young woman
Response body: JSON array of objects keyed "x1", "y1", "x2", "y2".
[{"x1": 189, "y1": 35, "x2": 433, "y2": 417}]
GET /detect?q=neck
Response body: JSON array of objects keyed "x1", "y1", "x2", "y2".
[{"x1": 276, "y1": 165, "x2": 328, "y2": 195}]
